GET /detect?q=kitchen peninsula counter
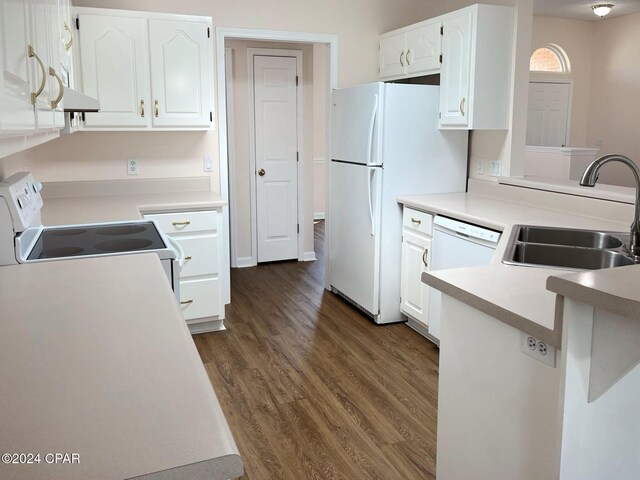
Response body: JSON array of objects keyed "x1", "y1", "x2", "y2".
[
  {"x1": 399, "y1": 187, "x2": 631, "y2": 348},
  {"x1": 0, "y1": 254, "x2": 242, "y2": 480}
]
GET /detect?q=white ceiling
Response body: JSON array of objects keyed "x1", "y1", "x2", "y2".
[{"x1": 533, "y1": 0, "x2": 640, "y2": 20}]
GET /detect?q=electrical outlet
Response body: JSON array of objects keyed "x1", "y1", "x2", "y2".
[
  {"x1": 476, "y1": 159, "x2": 484, "y2": 175},
  {"x1": 489, "y1": 160, "x2": 501, "y2": 177},
  {"x1": 127, "y1": 158, "x2": 139, "y2": 175},
  {"x1": 203, "y1": 155, "x2": 213, "y2": 172},
  {"x1": 520, "y1": 333, "x2": 556, "y2": 367}
]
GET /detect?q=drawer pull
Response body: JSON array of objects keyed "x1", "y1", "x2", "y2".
[
  {"x1": 411, "y1": 218, "x2": 422, "y2": 225},
  {"x1": 180, "y1": 299, "x2": 193, "y2": 305},
  {"x1": 184, "y1": 256, "x2": 192, "y2": 261},
  {"x1": 172, "y1": 221, "x2": 191, "y2": 226},
  {"x1": 422, "y1": 248, "x2": 429, "y2": 268}
]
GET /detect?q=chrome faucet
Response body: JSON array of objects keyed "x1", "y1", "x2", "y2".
[{"x1": 580, "y1": 154, "x2": 640, "y2": 259}]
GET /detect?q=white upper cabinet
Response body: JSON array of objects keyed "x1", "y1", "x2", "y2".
[
  {"x1": 76, "y1": 8, "x2": 212, "y2": 131},
  {"x1": 379, "y1": 19, "x2": 440, "y2": 80},
  {"x1": 0, "y1": 0, "x2": 36, "y2": 135},
  {"x1": 439, "y1": 4, "x2": 513, "y2": 130},
  {"x1": 148, "y1": 19, "x2": 211, "y2": 128},
  {"x1": 78, "y1": 13, "x2": 149, "y2": 128},
  {"x1": 405, "y1": 21, "x2": 441, "y2": 76}
]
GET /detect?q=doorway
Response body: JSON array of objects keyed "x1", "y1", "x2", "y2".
[
  {"x1": 216, "y1": 28, "x2": 338, "y2": 275},
  {"x1": 526, "y1": 81, "x2": 572, "y2": 147}
]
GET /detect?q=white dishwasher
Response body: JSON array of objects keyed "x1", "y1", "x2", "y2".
[{"x1": 427, "y1": 216, "x2": 501, "y2": 343}]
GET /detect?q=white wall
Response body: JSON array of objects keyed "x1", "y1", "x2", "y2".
[{"x1": 585, "y1": 12, "x2": 640, "y2": 187}]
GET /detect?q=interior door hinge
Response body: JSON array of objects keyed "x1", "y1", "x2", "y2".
[
  {"x1": 297, "y1": 224, "x2": 300, "y2": 234},
  {"x1": 296, "y1": 151, "x2": 299, "y2": 162},
  {"x1": 75, "y1": 16, "x2": 79, "y2": 30},
  {"x1": 210, "y1": 111, "x2": 213, "y2": 122},
  {"x1": 296, "y1": 75, "x2": 299, "y2": 86},
  {"x1": 207, "y1": 27, "x2": 210, "y2": 38},
  {"x1": 440, "y1": 25, "x2": 443, "y2": 35},
  {"x1": 439, "y1": 54, "x2": 443, "y2": 64},
  {"x1": 439, "y1": 112, "x2": 442, "y2": 119}
]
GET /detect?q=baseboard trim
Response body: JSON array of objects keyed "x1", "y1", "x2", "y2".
[
  {"x1": 313, "y1": 212, "x2": 325, "y2": 220},
  {"x1": 302, "y1": 251, "x2": 317, "y2": 262},
  {"x1": 235, "y1": 256, "x2": 255, "y2": 268}
]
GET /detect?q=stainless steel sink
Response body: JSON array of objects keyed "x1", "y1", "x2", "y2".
[
  {"x1": 517, "y1": 225, "x2": 623, "y2": 249},
  {"x1": 503, "y1": 225, "x2": 636, "y2": 270}
]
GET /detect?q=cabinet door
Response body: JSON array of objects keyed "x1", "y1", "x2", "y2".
[
  {"x1": 56, "y1": 0, "x2": 73, "y2": 88},
  {"x1": 400, "y1": 229, "x2": 431, "y2": 325},
  {"x1": 148, "y1": 18, "x2": 211, "y2": 128},
  {"x1": 78, "y1": 13, "x2": 149, "y2": 128},
  {"x1": 379, "y1": 33, "x2": 406, "y2": 80},
  {"x1": 439, "y1": 10, "x2": 472, "y2": 127},
  {"x1": 0, "y1": 0, "x2": 36, "y2": 135},
  {"x1": 405, "y1": 21, "x2": 441, "y2": 76}
]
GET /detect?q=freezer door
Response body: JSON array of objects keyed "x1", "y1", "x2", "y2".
[
  {"x1": 331, "y1": 83, "x2": 383, "y2": 165},
  {"x1": 329, "y1": 161, "x2": 382, "y2": 316}
]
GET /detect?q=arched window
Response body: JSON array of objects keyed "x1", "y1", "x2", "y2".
[{"x1": 530, "y1": 45, "x2": 570, "y2": 73}]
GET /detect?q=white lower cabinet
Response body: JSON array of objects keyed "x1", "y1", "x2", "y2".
[
  {"x1": 144, "y1": 209, "x2": 225, "y2": 334},
  {"x1": 400, "y1": 207, "x2": 433, "y2": 337}
]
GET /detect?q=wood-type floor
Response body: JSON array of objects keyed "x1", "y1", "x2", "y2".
[{"x1": 193, "y1": 221, "x2": 440, "y2": 480}]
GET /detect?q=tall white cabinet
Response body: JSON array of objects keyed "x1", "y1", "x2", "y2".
[{"x1": 76, "y1": 8, "x2": 212, "y2": 131}]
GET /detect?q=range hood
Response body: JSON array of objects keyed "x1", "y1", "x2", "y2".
[{"x1": 62, "y1": 87, "x2": 100, "y2": 112}]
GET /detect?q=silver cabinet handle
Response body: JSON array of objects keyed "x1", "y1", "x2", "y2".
[
  {"x1": 406, "y1": 48, "x2": 412, "y2": 65},
  {"x1": 460, "y1": 97, "x2": 466, "y2": 116},
  {"x1": 399, "y1": 50, "x2": 405, "y2": 67},
  {"x1": 422, "y1": 248, "x2": 429, "y2": 268},
  {"x1": 172, "y1": 221, "x2": 191, "y2": 226},
  {"x1": 411, "y1": 218, "x2": 421, "y2": 225},
  {"x1": 180, "y1": 299, "x2": 193, "y2": 305},
  {"x1": 154, "y1": 99, "x2": 159, "y2": 117},
  {"x1": 63, "y1": 22, "x2": 73, "y2": 51},
  {"x1": 140, "y1": 99, "x2": 145, "y2": 117},
  {"x1": 184, "y1": 255, "x2": 192, "y2": 261}
]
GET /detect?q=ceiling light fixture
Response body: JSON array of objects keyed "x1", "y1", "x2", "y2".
[{"x1": 591, "y1": 3, "x2": 614, "y2": 17}]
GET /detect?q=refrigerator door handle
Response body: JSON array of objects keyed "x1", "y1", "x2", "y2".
[
  {"x1": 367, "y1": 167, "x2": 376, "y2": 236},
  {"x1": 366, "y1": 94, "x2": 378, "y2": 166}
]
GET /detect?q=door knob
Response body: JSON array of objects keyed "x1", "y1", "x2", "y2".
[{"x1": 258, "y1": 168, "x2": 266, "y2": 176}]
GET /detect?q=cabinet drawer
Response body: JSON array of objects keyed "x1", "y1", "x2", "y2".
[
  {"x1": 403, "y1": 208, "x2": 433, "y2": 235},
  {"x1": 179, "y1": 277, "x2": 221, "y2": 320},
  {"x1": 144, "y1": 210, "x2": 217, "y2": 234},
  {"x1": 175, "y1": 235, "x2": 219, "y2": 278}
]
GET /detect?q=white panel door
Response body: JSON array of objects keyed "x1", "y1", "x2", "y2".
[
  {"x1": 148, "y1": 18, "x2": 210, "y2": 128},
  {"x1": 0, "y1": 0, "x2": 36, "y2": 135},
  {"x1": 379, "y1": 33, "x2": 406, "y2": 79},
  {"x1": 526, "y1": 82, "x2": 570, "y2": 147},
  {"x1": 329, "y1": 161, "x2": 382, "y2": 317},
  {"x1": 79, "y1": 13, "x2": 149, "y2": 128},
  {"x1": 439, "y1": 11, "x2": 472, "y2": 126},
  {"x1": 406, "y1": 21, "x2": 441, "y2": 75},
  {"x1": 254, "y1": 55, "x2": 298, "y2": 263},
  {"x1": 400, "y1": 230, "x2": 431, "y2": 325}
]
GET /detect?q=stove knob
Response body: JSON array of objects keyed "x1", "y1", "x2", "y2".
[
  {"x1": 17, "y1": 194, "x2": 30, "y2": 209},
  {"x1": 32, "y1": 181, "x2": 43, "y2": 193}
]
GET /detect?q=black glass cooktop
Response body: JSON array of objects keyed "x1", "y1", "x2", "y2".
[{"x1": 27, "y1": 221, "x2": 167, "y2": 260}]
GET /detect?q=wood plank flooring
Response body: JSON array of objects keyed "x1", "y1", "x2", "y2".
[{"x1": 193, "y1": 221, "x2": 440, "y2": 479}]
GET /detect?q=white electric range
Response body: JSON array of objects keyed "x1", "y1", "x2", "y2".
[{"x1": 0, "y1": 172, "x2": 183, "y2": 297}]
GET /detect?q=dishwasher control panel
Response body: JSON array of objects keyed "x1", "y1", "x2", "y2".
[{"x1": 434, "y1": 215, "x2": 501, "y2": 244}]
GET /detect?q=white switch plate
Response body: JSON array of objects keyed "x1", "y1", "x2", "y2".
[
  {"x1": 203, "y1": 155, "x2": 213, "y2": 172},
  {"x1": 489, "y1": 160, "x2": 501, "y2": 177},
  {"x1": 127, "y1": 158, "x2": 139, "y2": 175}
]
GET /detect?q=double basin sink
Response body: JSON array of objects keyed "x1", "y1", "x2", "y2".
[{"x1": 503, "y1": 225, "x2": 637, "y2": 270}]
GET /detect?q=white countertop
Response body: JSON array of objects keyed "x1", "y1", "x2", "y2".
[
  {"x1": 399, "y1": 191, "x2": 636, "y2": 347},
  {"x1": 0, "y1": 254, "x2": 242, "y2": 480}
]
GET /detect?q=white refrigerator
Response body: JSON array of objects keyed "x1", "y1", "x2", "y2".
[{"x1": 328, "y1": 82, "x2": 468, "y2": 324}]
